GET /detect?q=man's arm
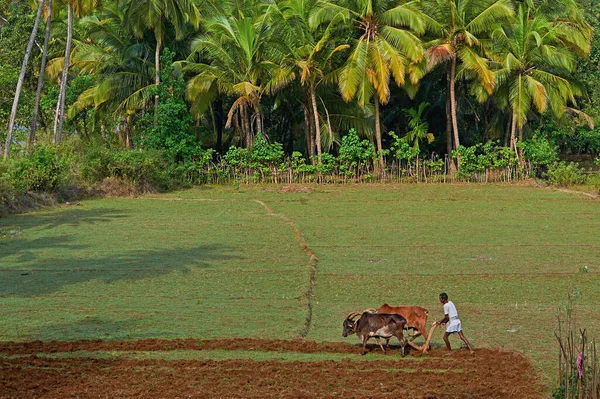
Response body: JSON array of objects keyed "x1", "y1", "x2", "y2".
[{"x1": 435, "y1": 314, "x2": 449, "y2": 325}]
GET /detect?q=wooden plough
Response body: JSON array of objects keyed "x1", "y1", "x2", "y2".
[{"x1": 405, "y1": 323, "x2": 440, "y2": 353}]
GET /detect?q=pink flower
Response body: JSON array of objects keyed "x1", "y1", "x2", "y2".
[{"x1": 576, "y1": 352, "x2": 585, "y2": 378}]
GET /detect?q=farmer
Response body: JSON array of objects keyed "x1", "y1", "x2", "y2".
[{"x1": 434, "y1": 292, "x2": 474, "y2": 354}]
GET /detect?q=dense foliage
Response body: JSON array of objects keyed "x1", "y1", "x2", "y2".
[{"x1": 1, "y1": 0, "x2": 599, "y2": 206}]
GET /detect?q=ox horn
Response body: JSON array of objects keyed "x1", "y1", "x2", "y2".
[
  {"x1": 345, "y1": 311, "x2": 362, "y2": 320},
  {"x1": 362, "y1": 308, "x2": 376, "y2": 314}
]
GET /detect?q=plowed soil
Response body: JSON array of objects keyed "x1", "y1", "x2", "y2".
[{"x1": 0, "y1": 339, "x2": 545, "y2": 398}]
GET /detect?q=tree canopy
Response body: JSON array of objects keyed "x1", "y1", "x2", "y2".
[{"x1": 0, "y1": 0, "x2": 598, "y2": 165}]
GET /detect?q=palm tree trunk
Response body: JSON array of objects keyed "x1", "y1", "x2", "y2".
[
  {"x1": 446, "y1": 84, "x2": 452, "y2": 156},
  {"x1": 125, "y1": 115, "x2": 132, "y2": 148},
  {"x1": 310, "y1": 86, "x2": 322, "y2": 164},
  {"x1": 303, "y1": 104, "x2": 315, "y2": 161},
  {"x1": 510, "y1": 109, "x2": 518, "y2": 159},
  {"x1": 374, "y1": 97, "x2": 384, "y2": 171},
  {"x1": 242, "y1": 104, "x2": 251, "y2": 147},
  {"x1": 518, "y1": 124, "x2": 524, "y2": 160},
  {"x1": 448, "y1": 56, "x2": 461, "y2": 171},
  {"x1": 449, "y1": 56, "x2": 460, "y2": 152},
  {"x1": 504, "y1": 112, "x2": 511, "y2": 147},
  {"x1": 53, "y1": 3, "x2": 73, "y2": 145},
  {"x1": 30, "y1": 0, "x2": 53, "y2": 150},
  {"x1": 154, "y1": 39, "x2": 161, "y2": 125},
  {"x1": 4, "y1": 0, "x2": 45, "y2": 158},
  {"x1": 255, "y1": 105, "x2": 263, "y2": 139}
]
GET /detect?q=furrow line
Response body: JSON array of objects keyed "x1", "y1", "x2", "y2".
[{"x1": 254, "y1": 200, "x2": 317, "y2": 338}]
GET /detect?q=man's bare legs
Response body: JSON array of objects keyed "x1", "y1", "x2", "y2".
[
  {"x1": 443, "y1": 332, "x2": 452, "y2": 354},
  {"x1": 443, "y1": 331, "x2": 475, "y2": 354},
  {"x1": 458, "y1": 331, "x2": 475, "y2": 354}
]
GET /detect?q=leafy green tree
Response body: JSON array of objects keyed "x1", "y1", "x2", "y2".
[
  {"x1": 489, "y1": 3, "x2": 586, "y2": 157},
  {"x1": 124, "y1": 0, "x2": 200, "y2": 110},
  {"x1": 310, "y1": 0, "x2": 426, "y2": 169},
  {"x1": 4, "y1": 0, "x2": 45, "y2": 158},
  {"x1": 68, "y1": 3, "x2": 156, "y2": 146},
  {"x1": 269, "y1": 0, "x2": 349, "y2": 164},
  {"x1": 185, "y1": 0, "x2": 274, "y2": 147},
  {"x1": 423, "y1": 0, "x2": 514, "y2": 154},
  {"x1": 138, "y1": 49, "x2": 200, "y2": 163}
]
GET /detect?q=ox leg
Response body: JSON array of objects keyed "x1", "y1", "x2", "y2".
[
  {"x1": 375, "y1": 337, "x2": 386, "y2": 354},
  {"x1": 409, "y1": 328, "x2": 422, "y2": 342},
  {"x1": 397, "y1": 334, "x2": 407, "y2": 357},
  {"x1": 361, "y1": 336, "x2": 370, "y2": 355}
]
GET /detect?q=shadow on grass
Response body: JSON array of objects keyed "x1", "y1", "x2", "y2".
[
  {"x1": 1, "y1": 206, "x2": 129, "y2": 231},
  {"x1": 0, "y1": 244, "x2": 241, "y2": 296},
  {"x1": 0, "y1": 207, "x2": 129, "y2": 261}
]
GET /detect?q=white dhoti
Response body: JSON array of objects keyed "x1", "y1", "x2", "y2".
[{"x1": 446, "y1": 317, "x2": 462, "y2": 333}]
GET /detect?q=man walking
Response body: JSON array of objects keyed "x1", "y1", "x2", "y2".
[{"x1": 434, "y1": 292, "x2": 474, "y2": 354}]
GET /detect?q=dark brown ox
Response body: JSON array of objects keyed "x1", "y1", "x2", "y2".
[
  {"x1": 376, "y1": 304, "x2": 429, "y2": 341},
  {"x1": 342, "y1": 311, "x2": 408, "y2": 356}
]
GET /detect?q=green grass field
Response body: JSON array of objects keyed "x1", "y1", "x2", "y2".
[{"x1": 1, "y1": 183, "x2": 599, "y2": 386}]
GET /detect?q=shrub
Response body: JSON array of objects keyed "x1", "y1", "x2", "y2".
[
  {"x1": 585, "y1": 173, "x2": 600, "y2": 194},
  {"x1": 0, "y1": 178, "x2": 16, "y2": 215},
  {"x1": 452, "y1": 142, "x2": 517, "y2": 179},
  {"x1": 3, "y1": 144, "x2": 68, "y2": 192},
  {"x1": 547, "y1": 162, "x2": 586, "y2": 187},
  {"x1": 291, "y1": 152, "x2": 316, "y2": 175},
  {"x1": 520, "y1": 134, "x2": 559, "y2": 167},
  {"x1": 338, "y1": 129, "x2": 375, "y2": 176},
  {"x1": 136, "y1": 49, "x2": 201, "y2": 164},
  {"x1": 247, "y1": 136, "x2": 285, "y2": 169},
  {"x1": 79, "y1": 147, "x2": 169, "y2": 193}
]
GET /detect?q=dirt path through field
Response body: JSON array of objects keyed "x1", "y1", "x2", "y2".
[
  {"x1": 0, "y1": 339, "x2": 545, "y2": 398},
  {"x1": 254, "y1": 199, "x2": 318, "y2": 338}
]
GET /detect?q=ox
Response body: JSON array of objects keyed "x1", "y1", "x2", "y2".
[
  {"x1": 342, "y1": 311, "x2": 408, "y2": 356},
  {"x1": 376, "y1": 303, "x2": 429, "y2": 342}
]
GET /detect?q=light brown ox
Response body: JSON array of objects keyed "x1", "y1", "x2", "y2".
[{"x1": 376, "y1": 304, "x2": 429, "y2": 342}]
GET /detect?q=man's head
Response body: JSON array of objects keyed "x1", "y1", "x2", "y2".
[{"x1": 439, "y1": 292, "x2": 448, "y2": 304}]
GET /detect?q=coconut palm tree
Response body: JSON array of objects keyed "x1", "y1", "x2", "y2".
[
  {"x1": 310, "y1": 0, "x2": 426, "y2": 169},
  {"x1": 267, "y1": 0, "x2": 349, "y2": 164},
  {"x1": 124, "y1": 0, "x2": 200, "y2": 112},
  {"x1": 422, "y1": 0, "x2": 514, "y2": 155},
  {"x1": 52, "y1": 0, "x2": 73, "y2": 145},
  {"x1": 403, "y1": 101, "x2": 434, "y2": 151},
  {"x1": 29, "y1": 0, "x2": 53, "y2": 150},
  {"x1": 489, "y1": 3, "x2": 587, "y2": 157},
  {"x1": 185, "y1": 0, "x2": 275, "y2": 147},
  {"x1": 51, "y1": 0, "x2": 103, "y2": 145},
  {"x1": 4, "y1": 0, "x2": 45, "y2": 158},
  {"x1": 526, "y1": 0, "x2": 592, "y2": 55},
  {"x1": 68, "y1": 3, "x2": 156, "y2": 147}
]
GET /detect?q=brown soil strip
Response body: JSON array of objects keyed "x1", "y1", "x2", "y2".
[{"x1": 0, "y1": 339, "x2": 545, "y2": 398}]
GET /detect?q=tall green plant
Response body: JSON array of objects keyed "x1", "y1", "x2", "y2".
[
  {"x1": 185, "y1": 0, "x2": 274, "y2": 148},
  {"x1": 124, "y1": 0, "x2": 200, "y2": 107},
  {"x1": 138, "y1": 49, "x2": 200, "y2": 163},
  {"x1": 489, "y1": 4, "x2": 586, "y2": 157},
  {"x1": 310, "y1": 0, "x2": 426, "y2": 169},
  {"x1": 423, "y1": 0, "x2": 514, "y2": 153},
  {"x1": 268, "y1": 0, "x2": 349, "y2": 164},
  {"x1": 68, "y1": 3, "x2": 156, "y2": 146}
]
